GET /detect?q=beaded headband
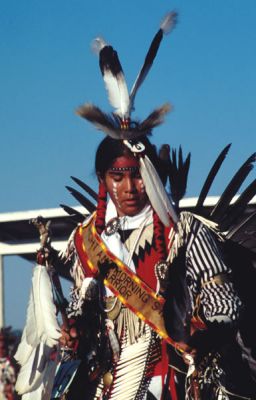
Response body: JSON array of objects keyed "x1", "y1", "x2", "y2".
[{"x1": 109, "y1": 167, "x2": 139, "y2": 172}]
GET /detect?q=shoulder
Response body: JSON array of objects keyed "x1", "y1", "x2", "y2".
[
  {"x1": 167, "y1": 211, "x2": 223, "y2": 262},
  {"x1": 178, "y1": 211, "x2": 223, "y2": 242}
]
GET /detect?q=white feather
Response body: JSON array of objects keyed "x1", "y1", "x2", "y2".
[
  {"x1": 14, "y1": 326, "x2": 33, "y2": 366},
  {"x1": 140, "y1": 155, "x2": 178, "y2": 226},
  {"x1": 37, "y1": 266, "x2": 62, "y2": 345},
  {"x1": 24, "y1": 265, "x2": 61, "y2": 347},
  {"x1": 25, "y1": 266, "x2": 44, "y2": 345},
  {"x1": 19, "y1": 358, "x2": 58, "y2": 400},
  {"x1": 103, "y1": 70, "x2": 127, "y2": 114},
  {"x1": 92, "y1": 37, "x2": 130, "y2": 118},
  {"x1": 15, "y1": 264, "x2": 61, "y2": 396},
  {"x1": 104, "y1": 69, "x2": 130, "y2": 118},
  {"x1": 41, "y1": 359, "x2": 59, "y2": 400},
  {"x1": 15, "y1": 342, "x2": 51, "y2": 394}
]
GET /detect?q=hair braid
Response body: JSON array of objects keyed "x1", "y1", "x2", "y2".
[{"x1": 95, "y1": 181, "x2": 107, "y2": 235}]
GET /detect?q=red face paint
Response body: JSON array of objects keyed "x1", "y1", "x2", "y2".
[{"x1": 103, "y1": 155, "x2": 148, "y2": 217}]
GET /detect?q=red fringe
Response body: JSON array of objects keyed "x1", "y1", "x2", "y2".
[{"x1": 169, "y1": 368, "x2": 178, "y2": 400}]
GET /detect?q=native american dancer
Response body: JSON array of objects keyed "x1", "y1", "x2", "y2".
[{"x1": 14, "y1": 10, "x2": 256, "y2": 400}]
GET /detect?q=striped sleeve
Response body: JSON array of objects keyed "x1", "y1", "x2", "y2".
[{"x1": 185, "y1": 216, "x2": 242, "y2": 324}]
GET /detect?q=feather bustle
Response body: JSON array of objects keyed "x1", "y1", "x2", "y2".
[
  {"x1": 195, "y1": 144, "x2": 231, "y2": 213},
  {"x1": 220, "y1": 180, "x2": 256, "y2": 231},
  {"x1": 210, "y1": 152, "x2": 256, "y2": 222},
  {"x1": 59, "y1": 204, "x2": 85, "y2": 223},
  {"x1": 66, "y1": 186, "x2": 96, "y2": 213},
  {"x1": 71, "y1": 176, "x2": 98, "y2": 201},
  {"x1": 168, "y1": 146, "x2": 191, "y2": 208}
]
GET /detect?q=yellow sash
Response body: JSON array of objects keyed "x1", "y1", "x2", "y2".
[{"x1": 74, "y1": 214, "x2": 180, "y2": 350}]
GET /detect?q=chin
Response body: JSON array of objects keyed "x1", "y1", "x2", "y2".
[{"x1": 121, "y1": 205, "x2": 144, "y2": 217}]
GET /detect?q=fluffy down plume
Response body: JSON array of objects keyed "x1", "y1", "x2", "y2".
[
  {"x1": 76, "y1": 103, "x2": 121, "y2": 139},
  {"x1": 77, "y1": 103, "x2": 170, "y2": 139},
  {"x1": 14, "y1": 264, "x2": 61, "y2": 396},
  {"x1": 138, "y1": 103, "x2": 171, "y2": 132},
  {"x1": 160, "y1": 11, "x2": 178, "y2": 34},
  {"x1": 91, "y1": 36, "x2": 107, "y2": 54}
]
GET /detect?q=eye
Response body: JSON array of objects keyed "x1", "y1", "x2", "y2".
[
  {"x1": 110, "y1": 173, "x2": 123, "y2": 182},
  {"x1": 113, "y1": 175, "x2": 122, "y2": 182}
]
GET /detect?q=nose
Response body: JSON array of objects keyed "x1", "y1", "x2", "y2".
[{"x1": 124, "y1": 176, "x2": 136, "y2": 193}]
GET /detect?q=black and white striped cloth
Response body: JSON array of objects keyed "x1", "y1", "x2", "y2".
[{"x1": 183, "y1": 214, "x2": 242, "y2": 324}]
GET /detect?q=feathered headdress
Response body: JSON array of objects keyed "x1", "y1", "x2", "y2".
[
  {"x1": 77, "y1": 11, "x2": 177, "y2": 139},
  {"x1": 77, "y1": 11, "x2": 178, "y2": 226}
]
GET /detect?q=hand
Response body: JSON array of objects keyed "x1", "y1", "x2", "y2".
[
  {"x1": 59, "y1": 324, "x2": 78, "y2": 349},
  {"x1": 176, "y1": 341, "x2": 197, "y2": 366}
]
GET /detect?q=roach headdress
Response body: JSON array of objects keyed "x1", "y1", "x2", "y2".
[{"x1": 77, "y1": 11, "x2": 178, "y2": 226}]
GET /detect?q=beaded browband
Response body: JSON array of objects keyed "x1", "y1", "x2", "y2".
[{"x1": 109, "y1": 167, "x2": 140, "y2": 172}]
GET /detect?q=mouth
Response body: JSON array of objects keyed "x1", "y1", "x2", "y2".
[{"x1": 123, "y1": 198, "x2": 139, "y2": 206}]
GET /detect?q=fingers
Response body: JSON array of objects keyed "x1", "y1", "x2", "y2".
[{"x1": 59, "y1": 324, "x2": 79, "y2": 349}]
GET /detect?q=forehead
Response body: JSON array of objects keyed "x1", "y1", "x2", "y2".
[{"x1": 108, "y1": 155, "x2": 140, "y2": 171}]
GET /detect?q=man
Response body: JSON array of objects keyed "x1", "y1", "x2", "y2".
[
  {"x1": 60, "y1": 136, "x2": 243, "y2": 399},
  {"x1": 15, "y1": 10, "x2": 256, "y2": 399}
]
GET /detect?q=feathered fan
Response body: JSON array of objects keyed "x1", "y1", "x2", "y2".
[{"x1": 14, "y1": 265, "x2": 61, "y2": 398}]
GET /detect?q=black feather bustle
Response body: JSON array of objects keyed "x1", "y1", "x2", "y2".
[
  {"x1": 60, "y1": 204, "x2": 85, "y2": 223},
  {"x1": 71, "y1": 176, "x2": 98, "y2": 201},
  {"x1": 168, "y1": 146, "x2": 191, "y2": 208},
  {"x1": 220, "y1": 179, "x2": 256, "y2": 232},
  {"x1": 226, "y1": 211, "x2": 256, "y2": 252},
  {"x1": 210, "y1": 152, "x2": 256, "y2": 223},
  {"x1": 195, "y1": 144, "x2": 232, "y2": 214},
  {"x1": 65, "y1": 186, "x2": 96, "y2": 213}
]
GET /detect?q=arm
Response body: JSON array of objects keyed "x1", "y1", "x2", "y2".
[{"x1": 185, "y1": 216, "x2": 242, "y2": 358}]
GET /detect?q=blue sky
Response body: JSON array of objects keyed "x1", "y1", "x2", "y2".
[{"x1": 1, "y1": 0, "x2": 256, "y2": 329}]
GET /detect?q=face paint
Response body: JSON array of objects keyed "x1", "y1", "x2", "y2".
[
  {"x1": 103, "y1": 155, "x2": 148, "y2": 217},
  {"x1": 139, "y1": 179, "x2": 145, "y2": 193},
  {"x1": 112, "y1": 181, "x2": 121, "y2": 209}
]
